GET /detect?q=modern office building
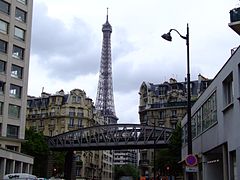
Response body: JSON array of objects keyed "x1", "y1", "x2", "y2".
[
  {"x1": 0, "y1": 0, "x2": 34, "y2": 178},
  {"x1": 138, "y1": 76, "x2": 211, "y2": 178},
  {"x1": 26, "y1": 89, "x2": 102, "y2": 179},
  {"x1": 181, "y1": 9, "x2": 240, "y2": 180}
]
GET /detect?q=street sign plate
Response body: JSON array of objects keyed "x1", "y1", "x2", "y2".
[{"x1": 185, "y1": 166, "x2": 198, "y2": 173}]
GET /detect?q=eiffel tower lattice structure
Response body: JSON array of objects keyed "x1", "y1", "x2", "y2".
[{"x1": 95, "y1": 9, "x2": 118, "y2": 124}]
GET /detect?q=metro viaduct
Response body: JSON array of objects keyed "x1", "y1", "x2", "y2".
[{"x1": 47, "y1": 124, "x2": 174, "y2": 180}]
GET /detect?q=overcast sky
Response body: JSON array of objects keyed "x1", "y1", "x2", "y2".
[{"x1": 29, "y1": 0, "x2": 240, "y2": 124}]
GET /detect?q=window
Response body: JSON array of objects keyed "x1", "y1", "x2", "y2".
[
  {"x1": 17, "y1": 0, "x2": 27, "y2": 5},
  {"x1": 191, "y1": 91, "x2": 217, "y2": 136},
  {"x1": 0, "y1": 81, "x2": 5, "y2": 94},
  {"x1": 76, "y1": 96, "x2": 81, "y2": 103},
  {"x1": 69, "y1": 118, "x2": 74, "y2": 127},
  {"x1": 11, "y1": 64, "x2": 23, "y2": 79},
  {"x1": 15, "y1": 8, "x2": 26, "y2": 22},
  {"x1": 0, "y1": 0, "x2": 10, "y2": 15},
  {"x1": 0, "y1": 39, "x2": 7, "y2": 53},
  {"x1": 72, "y1": 96, "x2": 76, "y2": 103},
  {"x1": 192, "y1": 115, "x2": 197, "y2": 138},
  {"x1": 77, "y1": 112, "x2": 83, "y2": 117},
  {"x1": 50, "y1": 108, "x2": 55, "y2": 116},
  {"x1": 0, "y1": 60, "x2": 6, "y2": 74},
  {"x1": 40, "y1": 120, "x2": 44, "y2": 127},
  {"x1": 12, "y1": 45, "x2": 24, "y2": 59},
  {"x1": 77, "y1": 119, "x2": 82, "y2": 127},
  {"x1": 0, "y1": 101, "x2": 3, "y2": 115},
  {"x1": 159, "y1": 86, "x2": 166, "y2": 95},
  {"x1": 69, "y1": 108, "x2": 75, "y2": 117},
  {"x1": 159, "y1": 111, "x2": 164, "y2": 119},
  {"x1": 0, "y1": 19, "x2": 7, "y2": 34},
  {"x1": 7, "y1": 125, "x2": 19, "y2": 138},
  {"x1": 223, "y1": 72, "x2": 233, "y2": 107},
  {"x1": 8, "y1": 104, "x2": 20, "y2": 118},
  {"x1": 6, "y1": 145, "x2": 19, "y2": 151},
  {"x1": 14, "y1": 26, "x2": 25, "y2": 41},
  {"x1": 10, "y1": 84, "x2": 22, "y2": 98},
  {"x1": 196, "y1": 109, "x2": 202, "y2": 135},
  {"x1": 171, "y1": 109, "x2": 177, "y2": 117},
  {"x1": 50, "y1": 119, "x2": 54, "y2": 125}
]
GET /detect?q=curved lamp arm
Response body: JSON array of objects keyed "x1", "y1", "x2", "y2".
[{"x1": 169, "y1": 28, "x2": 187, "y2": 40}]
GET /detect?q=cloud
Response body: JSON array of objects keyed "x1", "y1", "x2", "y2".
[{"x1": 31, "y1": 2, "x2": 100, "y2": 80}]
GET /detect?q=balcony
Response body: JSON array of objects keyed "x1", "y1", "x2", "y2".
[
  {"x1": 68, "y1": 124, "x2": 79, "y2": 130},
  {"x1": 48, "y1": 124, "x2": 55, "y2": 130},
  {"x1": 229, "y1": 7, "x2": 240, "y2": 35},
  {"x1": 139, "y1": 101, "x2": 188, "y2": 112},
  {"x1": 139, "y1": 159, "x2": 150, "y2": 167},
  {"x1": 38, "y1": 125, "x2": 45, "y2": 131},
  {"x1": 170, "y1": 115, "x2": 178, "y2": 124},
  {"x1": 76, "y1": 160, "x2": 83, "y2": 167}
]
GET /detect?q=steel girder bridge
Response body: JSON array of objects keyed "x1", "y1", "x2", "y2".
[
  {"x1": 48, "y1": 124, "x2": 174, "y2": 151},
  {"x1": 47, "y1": 124, "x2": 173, "y2": 180}
]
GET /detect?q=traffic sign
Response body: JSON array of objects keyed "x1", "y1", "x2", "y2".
[{"x1": 185, "y1": 154, "x2": 198, "y2": 166}]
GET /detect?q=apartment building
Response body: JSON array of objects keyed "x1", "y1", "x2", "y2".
[
  {"x1": 138, "y1": 76, "x2": 211, "y2": 178},
  {"x1": 113, "y1": 150, "x2": 138, "y2": 167},
  {"x1": 26, "y1": 89, "x2": 113, "y2": 179},
  {"x1": 0, "y1": 0, "x2": 34, "y2": 178}
]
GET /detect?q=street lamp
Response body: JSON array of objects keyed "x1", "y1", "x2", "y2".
[{"x1": 162, "y1": 24, "x2": 193, "y2": 180}]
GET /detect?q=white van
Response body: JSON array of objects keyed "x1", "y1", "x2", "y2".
[{"x1": 3, "y1": 173, "x2": 37, "y2": 179}]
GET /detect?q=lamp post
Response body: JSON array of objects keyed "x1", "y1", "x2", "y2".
[{"x1": 162, "y1": 24, "x2": 193, "y2": 180}]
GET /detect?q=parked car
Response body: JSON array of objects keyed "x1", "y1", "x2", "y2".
[{"x1": 3, "y1": 173, "x2": 37, "y2": 179}]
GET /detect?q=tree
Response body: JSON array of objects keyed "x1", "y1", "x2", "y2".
[
  {"x1": 155, "y1": 124, "x2": 182, "y2": 176},
  {"x1": 21, "y1": 128, "x2": 49, "y2": 177}
]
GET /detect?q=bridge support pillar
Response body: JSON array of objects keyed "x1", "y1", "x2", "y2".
[{"x1": 64, "y1": 150, "x2": 76, "y2": 180}]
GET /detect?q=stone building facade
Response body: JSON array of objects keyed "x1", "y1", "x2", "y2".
[{"x1": 26, "y1": 89, "x2": 113, "y2": 179}]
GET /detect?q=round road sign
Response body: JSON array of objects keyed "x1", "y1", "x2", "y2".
[{"x1": 185, "y1": 154, "x2": 198, "y2": 166}]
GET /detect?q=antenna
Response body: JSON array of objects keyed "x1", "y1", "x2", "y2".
[{"x1": 106, "y1": 7, "x2": 109, "y2": 22}]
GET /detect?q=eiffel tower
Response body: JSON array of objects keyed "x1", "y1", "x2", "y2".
[{"x1": 95, "y1": 9, "x2": 118, "y2": 124}]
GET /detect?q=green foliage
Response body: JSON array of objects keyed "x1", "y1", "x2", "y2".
[
  {"x1": 22, "y1": 128, "x2": 49, "y2": 156},
  {"x1": 52, "y1": 151, "x2": 66, "y2": 175},
  {"x1": 21, "y1": 128, "x2": 49, "y2": 177},
  {"x1": 155, "y1": 124, "x2": 182, "y2": 176},
  {"x1": 114, "y1": 164, "x2": 139, "y2": 180}
]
